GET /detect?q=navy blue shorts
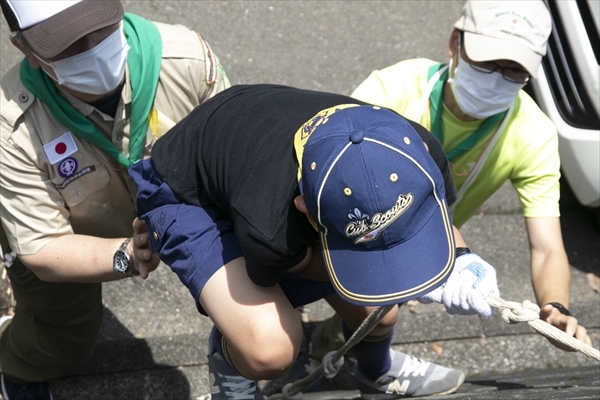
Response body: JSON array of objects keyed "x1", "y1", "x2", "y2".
[{"x1": 129, "y1": 159, "x2": 336, "y2": 315}]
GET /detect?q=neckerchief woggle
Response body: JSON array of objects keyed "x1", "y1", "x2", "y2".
[
  {"x1": 427, "y1": 63, "x2": 507, "y2": 162},
  {"x1": 20, "y1": 13, "x2": 162, "y2": 169}
]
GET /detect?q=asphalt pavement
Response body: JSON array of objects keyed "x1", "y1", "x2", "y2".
[{"x1": 1, "y1": 2, "x2": 599, "y2": 399}]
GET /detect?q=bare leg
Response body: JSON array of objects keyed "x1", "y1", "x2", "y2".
[{"x1": 200, "y1": 257, "x2": 303, "y2": 380}]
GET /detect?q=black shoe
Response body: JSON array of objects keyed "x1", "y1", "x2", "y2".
[{"x1": 1, "y1": 374, "x2": 53, "y2": 400}]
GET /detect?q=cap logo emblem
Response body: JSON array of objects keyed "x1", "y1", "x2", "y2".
[{"x1": 345, "y1": 193, "x2": 414, "y2": 244}]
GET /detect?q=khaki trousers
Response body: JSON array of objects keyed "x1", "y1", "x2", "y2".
[{"x1": 0, "y1": 231, "x2": 102, "y2": 382}]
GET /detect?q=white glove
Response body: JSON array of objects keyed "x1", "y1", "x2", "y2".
[{"x1": 417, "y1": 252, "x2": 499, "y2": 317}]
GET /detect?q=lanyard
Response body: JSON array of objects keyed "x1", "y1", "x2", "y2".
[
  {"x1": 419, "y1": 64, "x2": 514, "y2": 214},
  {"x1": 427, "y1": 64, "x2": 507, "y2": 162}
]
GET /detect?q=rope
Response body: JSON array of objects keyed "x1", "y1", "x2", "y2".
[
  {"x1": 486, "y1": 294, "x2": 600, "y2": 361},
  {"x1": 266, "y1": 296, "x2": 599, "y2": 400},
  {"x1": 200, "y1": 295, "x2": 598, "y2": 400},
  {"x1": 267, "y1": 304, "x2": 395, "y2": 400}
]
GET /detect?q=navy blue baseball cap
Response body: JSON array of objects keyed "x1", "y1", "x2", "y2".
[{"x1": 295, "y1": 104, "x2": 455, "y2": 306}]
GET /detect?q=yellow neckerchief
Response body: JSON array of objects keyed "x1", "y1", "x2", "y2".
[{"x1": 147, "y1": 108, "x2": 177, "y2": 140}]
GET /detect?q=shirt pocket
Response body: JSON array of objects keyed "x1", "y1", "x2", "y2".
[{"x1": 51, "y1": 155, "x2": 111, "y2": 209}]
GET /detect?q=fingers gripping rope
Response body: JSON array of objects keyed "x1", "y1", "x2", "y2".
[{"x1": 486, "y1": 294, "x2": 600, "y2": 361}]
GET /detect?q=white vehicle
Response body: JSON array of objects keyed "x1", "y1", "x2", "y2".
[{"x1": 529, "y1": 0, "x2": 600, "y2": 210}]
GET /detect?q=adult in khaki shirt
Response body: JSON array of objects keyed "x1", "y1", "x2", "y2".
[{"x1": 0, "y1": 0, "x2": 229, "y2": 397}]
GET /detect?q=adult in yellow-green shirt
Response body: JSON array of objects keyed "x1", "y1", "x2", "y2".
[{"x1": 297, "y1": 2, "x2": 591, "y2": 394}]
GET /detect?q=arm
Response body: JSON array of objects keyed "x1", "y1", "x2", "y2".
[
  {"x1": 453, "y1": 225, "x2": 467, "y2": 247},
  {"x1": 20, "y1": 235, "x2": 132, "y2": 282},
  {"x1": 505, "y1": 101, "x2": 589, "y2": 346},
  {"x1": 19, "y1": 217, "x2": 158, "y2": 282},
  {"x1": 1, "y1": 94, "x2": 162, "y2": 283},
  {"x1": 525, "y1": 216, "x2": 591, "y2": 348}
]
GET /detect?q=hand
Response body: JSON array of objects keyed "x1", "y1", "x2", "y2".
[
  {"x1": 539, "y1": 304, "x2": 592, "y2": 351},
  {"x1": 130, "y1": 218, "x2": 160, "y2": 279},
  {"x1": 418, "y1": 253, "x2": 499, "y2": 317}
]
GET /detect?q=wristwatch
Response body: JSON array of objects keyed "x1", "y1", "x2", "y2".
[{"x1": 113, "y1": 238, "x2": 138, "y2": 276}]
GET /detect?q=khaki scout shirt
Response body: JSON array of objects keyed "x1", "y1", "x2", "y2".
[{"x1": 0, "y1": 21, "x2": 229, "y2": 255}]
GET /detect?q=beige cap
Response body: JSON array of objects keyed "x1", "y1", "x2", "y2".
[
  {"x1": 1, "y1": 0, "x2": 124, "y2": 59},
  {"x1": 453, "y1": 0, "x2": 552, "y2": 78}
]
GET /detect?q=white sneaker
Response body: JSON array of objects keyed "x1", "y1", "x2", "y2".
[{"x1": 355, "y1": 350, "x2": 465, "y2": 399}]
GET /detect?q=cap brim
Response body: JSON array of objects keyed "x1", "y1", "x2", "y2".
[
  {"x1": 321, "y1": 199, "x2": 455, "y2": 306},
  {"x1": 463, "y1": 32, "x2": 542, "y2": 78},
  {"x1": 23, "y1": 0, "x2": 124, "y2": 59}
]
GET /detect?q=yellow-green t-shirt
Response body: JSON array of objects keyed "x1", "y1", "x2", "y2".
[{"x1": 351, "y1": 58, "x2": 560, "y2": 227}]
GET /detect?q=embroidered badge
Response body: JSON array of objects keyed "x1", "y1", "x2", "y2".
[
  {"x1": 299, "y1": 104, "x2": 360, "y2": 142},
  {"x1": 345, "y1": 193, "x2": 414, "y2": 244},
  {"x1": 56, "y1": 165, "x2": 96, "y2": 189},
  {"x1": 57, "y1": 157, "x2": 78, "y2": 178},
  {"x1": 43, "y1": 132, "x2": 78, "y2": 165}
]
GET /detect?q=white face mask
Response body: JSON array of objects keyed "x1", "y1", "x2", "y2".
[
  {"x1": 35, "y1": 26, "x2": 130, "y2": 95},
  {"x1": 448, "y1": 41, "x2": 525, "y2": 119}
]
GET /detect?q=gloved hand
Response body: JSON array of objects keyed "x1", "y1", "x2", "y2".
[{"x1": 417, "y1": 252, "x2": 499, "y2": 317}]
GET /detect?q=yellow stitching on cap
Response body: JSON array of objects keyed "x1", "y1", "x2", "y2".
[
  {"x1": 311, "y1": 162, "x2": 316, "y2": 170},
  {"x1": 344, "y1": 188, "x2": 352, "y2": 196},
  {"x1": 390, "y1": 173, "x2": 398, "y2": 182},
  {"x1": 293, "y1": 104, "x2": 361, "y2": 183},
  {"x1": 404, "y1": 137, "x2": 411, "y2": 144}
]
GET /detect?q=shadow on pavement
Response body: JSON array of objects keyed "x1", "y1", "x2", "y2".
[
  {"x1": 448, "y1": 365, "x2": 600, "y2": 400},
  {"x1": 50, "y1": 307, "x2": 191, "y2": 400}
]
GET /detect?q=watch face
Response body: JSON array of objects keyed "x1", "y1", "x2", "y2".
[{"x1": 114, "y1": 252, "x2": 129, "y2": 274}]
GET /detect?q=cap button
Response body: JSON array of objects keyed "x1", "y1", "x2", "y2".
[{"x1": 349, "y1": 130, "x2": 364, "y2": 144}]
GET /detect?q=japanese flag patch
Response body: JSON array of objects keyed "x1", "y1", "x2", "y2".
[{"x1": 43, "y1": 132, "x2": 78, "y2": 165}]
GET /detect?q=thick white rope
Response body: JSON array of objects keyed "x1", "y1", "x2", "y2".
[
  {"x1": 201, "y1": 297, "x2": 599, "y2": 399},
  {"x1": 268, "y1": 296, "x2": 600, "y2": 399},
  {"x1": 486, "y1": 294, "x2": 600, "y2": 361}
]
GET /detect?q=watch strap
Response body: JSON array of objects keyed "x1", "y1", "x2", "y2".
[
  {"x1": 455, "y1": 247, "x2": 472, "y2": 258},
  {"x1": 547, "y1": 302, "x2": 572, "y2": 317}
]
